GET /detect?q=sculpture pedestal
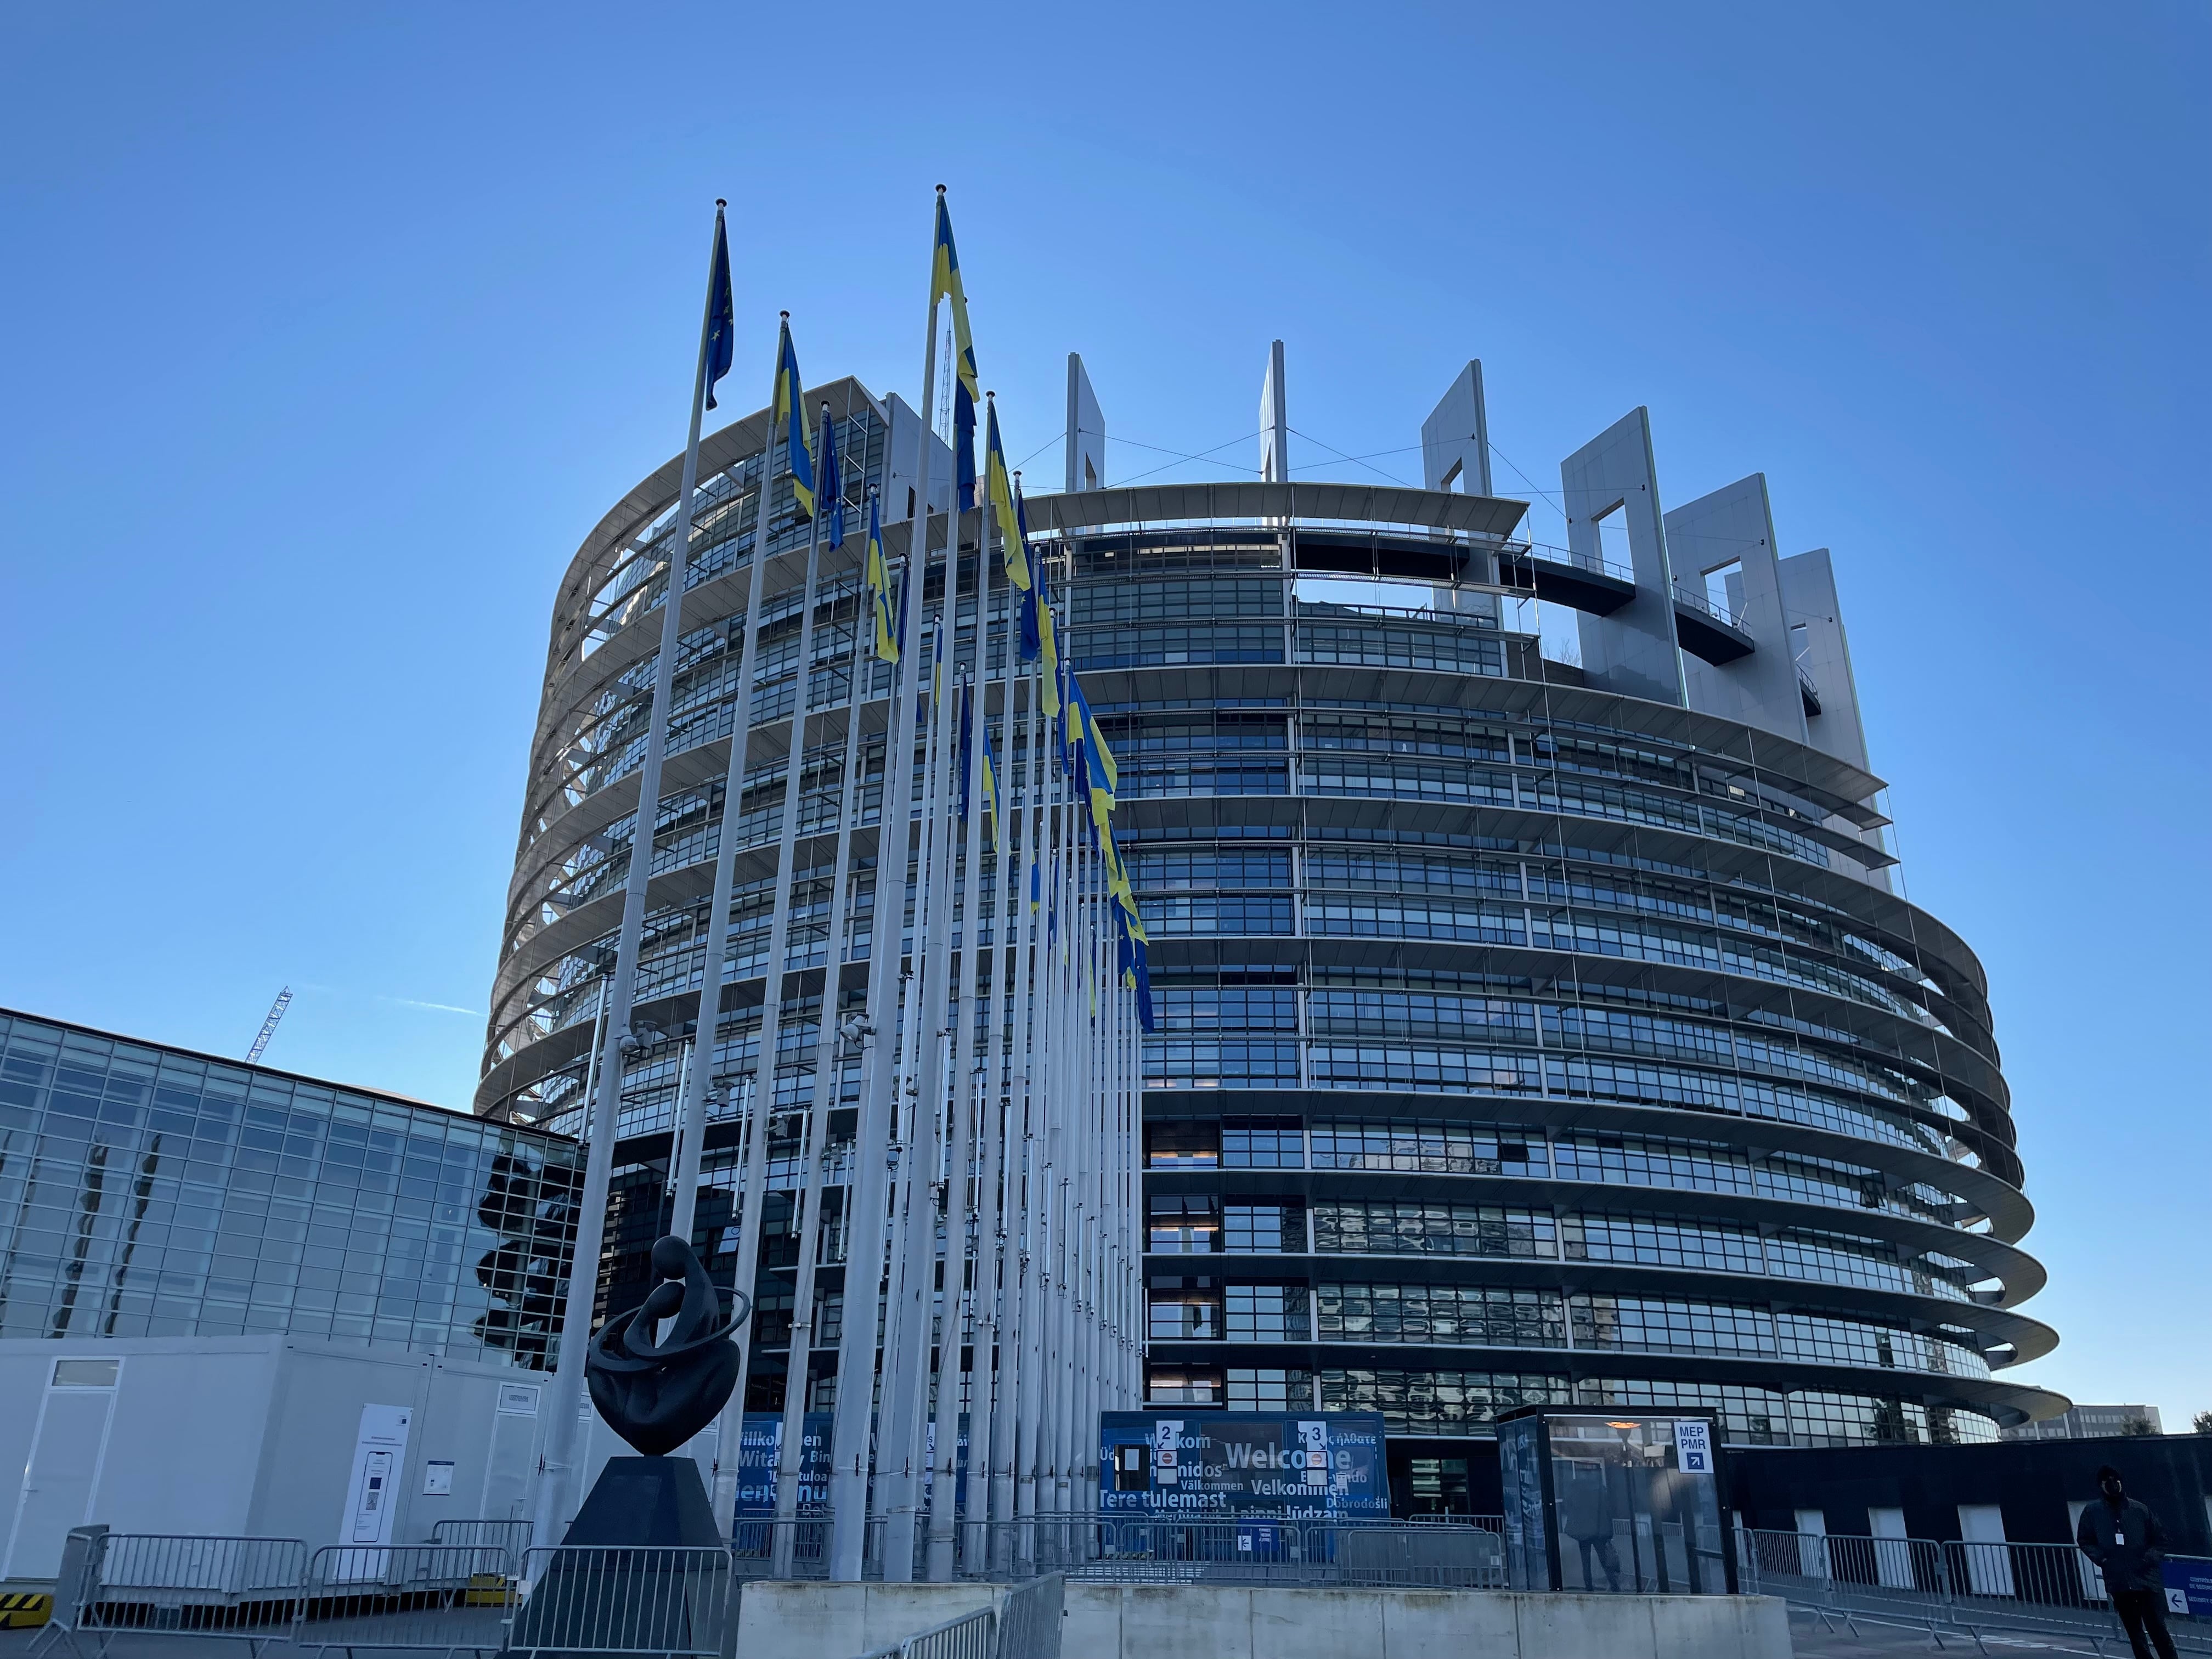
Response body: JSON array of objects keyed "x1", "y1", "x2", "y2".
[
  {"x1": 512, "y1": 1458, "x2": 731, "y2": 1658},
  {"x1": 562, "y1": 1455, "x2": 724, "y2": 1547}
]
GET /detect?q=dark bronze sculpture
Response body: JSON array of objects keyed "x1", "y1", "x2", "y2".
[{"x1": 585, "y1": 1234, "x2": 748, "y2": 1457}]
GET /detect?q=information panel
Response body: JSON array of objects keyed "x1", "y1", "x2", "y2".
[{"x1": 1098, "y1": 1410, "x2": 1389, "y2": 1520}]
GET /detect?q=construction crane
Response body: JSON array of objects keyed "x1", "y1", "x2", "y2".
[{"x1": 246, "y1": 988, "x2": 293, "y2": 1065}]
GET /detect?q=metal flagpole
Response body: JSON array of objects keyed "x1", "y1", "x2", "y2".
[
  {"x1": 977, "y1": 604, "x2": 1028, "y2": 1552},
  {"x1": 895, "y1": 504, "x2": 969, "y2": 1577},
  {"x1": 1012, "y1": 675, "x2": 1054, "y2": 1531},
  {"x1": 1005, "y1": 634, "x2": 1047, "y2": 1541},
  {"x1": 531, "y1": 201, "x2": 731, "y2": 1551},
  {"x1": 664, "y1": 327, "x2": 794, "y2": 1250},
  {"x1": 698, "y1": 379, "x2": 833, "y2": 1529},
  {"x1": 875, "y1": 606, "x2": 950, "y2": 1577},
  {"x1": 927, "y1": 664, "x2": 987, "y2": 1581},
  {"x1": 770, "y1": 436, "x2": 869, "y2": 1572},
  {"x1": 827, "y1": 193, "x2": 945, "y2": 1581}
]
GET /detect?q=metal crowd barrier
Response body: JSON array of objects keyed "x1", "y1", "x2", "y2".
[
  {"x1": 44, "y1": 1533, "x2": 311, "y2": 1657},
  {"x1": 295, "y1": 1545, "x2": 515, "y2": 1657},
  {"x1": 853, "y1": 1606, "x2": 995, "y2": 1659},
  {"x1": 994, "y1": 1574, "x2": 1063, "y2": 1659},
  {"x1": 504, "y1": 1545, "x2": 733, "y2": 1659},
  {"x1": 427, "y1": 1522, "x2": 532, "y2": 1560},
  {"x1": 1739, "y1": 1526, "x2": 2212, "y2": 1652}
]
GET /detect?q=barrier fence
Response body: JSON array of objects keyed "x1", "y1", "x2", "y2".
[
  {"x1": 296, "y1": 1546, "x2": 514, "y2": 1657},
  {"x1": 505, "y1": 1546, "x2": 732, "y2": 1659},
  {"x1": 853, "y1": 1606, "x2": 995, "y2": 1659},
  {"x1": 1737, "y1": 1526, "x2": 2212, "y2": 1652}
]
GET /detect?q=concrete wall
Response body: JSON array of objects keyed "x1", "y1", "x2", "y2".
[
  {"x1": 735, "y1": 1579, "x2": 1001, "y2": 1656},
  {"x1": 736, "y1": 1580, "x2": 1791, "y2": 1659},
  {"x1": 1063, "y1": 1584, "x2": 1790, "y2": 1659}
]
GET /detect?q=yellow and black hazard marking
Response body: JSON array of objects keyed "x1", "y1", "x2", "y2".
[{"x1": 0, "y1": 1593, "x2": 52, "y2": 1628}]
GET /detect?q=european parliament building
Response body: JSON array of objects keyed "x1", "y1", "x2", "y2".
[{"x1": 477, "y1": 352, "x2": 2059, "y2": 1500}]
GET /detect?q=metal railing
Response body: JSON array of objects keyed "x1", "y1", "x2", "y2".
[
  {"x1": 429, "y1": 1521, "x2": 534, "y2": 1559},
  {"x1": 998, "y1": 1518, "x2": 1506, "y2": 1589},
  {"x1": 994, "y1": 1573, "x2": 1063, "y2": 1659},
  {"x1": 44, "y1": 1532, "x2": 309, "y2": 1657},
  {"x1": 1739, "y1": 1526, "x2": 2212, "y2": 1652},
  {"x1": 853, "y1": 1606, "x2": 995, "y2": 1659},
  {"x1": 1672, "y1": 582, "x2": 1747, "y2": 634},
  {"x1": 295, "y1": 1545, "x2": 514, "y2": 1656},
  {"x1": 505, "y1": 1545, "x2": 733, "y2": 1659}
]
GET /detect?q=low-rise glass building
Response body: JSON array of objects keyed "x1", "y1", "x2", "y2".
[{"x1": 0, "y1": 1008, "x2": 579, "y2": 1367}]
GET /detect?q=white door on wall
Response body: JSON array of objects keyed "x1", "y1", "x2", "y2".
[
  {"x1": 1957, "y1": 1504, "x2": 2015, "y2": 1598},
  {"x1": 4, "y1": 1358, "x2": 122, "y2": 1580},
  {"x1": 481, "y1": 1383, "x2": 541, "y2": 1521},
  {"x1": 1867, "y1": 1506, "x2": 1915, "y2": 1590},
  {"x1": 1794, "y1": 1508, "x2": 1829, "y2": 1579}
]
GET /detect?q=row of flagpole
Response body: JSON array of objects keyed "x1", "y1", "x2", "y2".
[{"x1": 528, "y1": 187, "x2": 1155, "y2": 1582}]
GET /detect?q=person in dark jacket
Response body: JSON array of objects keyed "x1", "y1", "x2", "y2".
[{"x1": 2075, "y1": 1465, "x2": 2176, "y2": 1659}]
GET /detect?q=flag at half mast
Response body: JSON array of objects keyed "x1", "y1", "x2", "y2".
[
  {"x1": 930, "y1": 190, "x2": 979, "y2": 511},
  {"x1": 984, "y1": 396, "x2": 1031, "y2": 591},
  {"x1": 864, "y1": 490, "x2": 898, "y2": 664},
  {"x1": 1016, "y1": 482, "x2": 1061, "y2": 717},
  {"x1": 817, "y1": 403, "x2": 845, "y2": 549},
  {"x1": 770, "y1": 314, "x2": 816, "y2": 517}
]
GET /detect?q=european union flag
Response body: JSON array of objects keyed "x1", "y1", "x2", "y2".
[
  {"x1": 771, "y1": 315, "x2": 816, "y2": 517},
  {"x1": 704, "y1": 207, "x2": 733, "y2": 411},
  {"x1": 817, "y1": 403, "x2": 845, "y2": 549}
]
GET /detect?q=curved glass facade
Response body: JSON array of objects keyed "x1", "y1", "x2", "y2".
[{"x1": 485, "y1": 382, "x2": 2055, "y2": 1444}]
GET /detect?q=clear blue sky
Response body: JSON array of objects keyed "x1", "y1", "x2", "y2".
[{"x1": 2, "y1": 5, "x2": 2203, "y2": 1427}]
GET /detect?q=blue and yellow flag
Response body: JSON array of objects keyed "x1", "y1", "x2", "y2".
[
  {"x1": 984, "y1": 398, "x2": 1031, "y2": 591},
  {"x1": 771, "y1": 316, "x2": 816, "y2": 517},
  {"x1": 817, "y1": 404, "x2": 845, "y2": 549},
  {"x1": 865, "y1": 490, "x2": 898, "y2": 664},
  {"x1": 1014, "y1": 483, "x2": 1062, "y2": 717},
  {"x1": 704, "y1": 207, "x2": 734, "y2": 411},
  {"x1": 958, "y1": 681, "x2": 974, "y2": 820},
  {"x1": 980, "y1": 720, "x2": 999, "y2": 849},
  {"x1": 1029, "y1": 855, "x2": 1041, "y2": 915},
  {"x1": 1058, "y1": 654, "x2": 1080, "y2": 777},
  {"x1": 930, "y1": 191, "x2": 979, "y2": 511},
  {"x1": 1115, "y1": 904, "x2": 1156, "y2": 1033}
]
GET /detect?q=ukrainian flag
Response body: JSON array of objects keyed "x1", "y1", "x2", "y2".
[
  {"x1": 985, "y1": 398, "x2": 1031, "y2": 591},
  {"x1": 931, "y1": 191, "x2": 979, "y2": 511},
  {"x1": 771, "y1": 315, "x2": 816, "y2": 518},
  {"x1": 1015, "y1": 483, "x2": 1062, "y2": 718},
  {"x1": 980, "y1": 721, "x2": 1000, "y2": 849},
  {"x1": 1115, "y1": 904, "x2": 1156, "y2": 1032},
  {"x1": 865, "y1": 490, "x2": 898, "y2": 663}
]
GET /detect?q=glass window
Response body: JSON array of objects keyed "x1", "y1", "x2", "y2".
[
  {"x1": 1221, "y1": 1118, "x2": 1302, "y2": 1167},
  {"x1": 1148, "y1": 1196, "x2": 1220, "y2": 1254},
  {"x1": 1226, "y1": 1368, "x2": 1314, "y2": 1411},
  {"x1": 52, "y1": 1358, "x2": 118, "y2": 1386},
  {"x1": 1224, "y1": 1285, "x2": 1310, "y2": 1341},
  {"x1": 1223, "y1": 1203, "x2": 1303, "y2": 1254}
]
